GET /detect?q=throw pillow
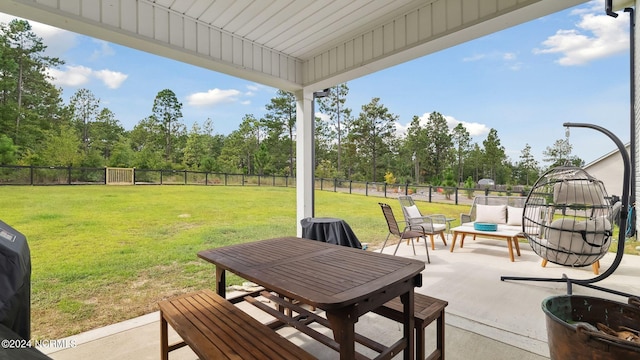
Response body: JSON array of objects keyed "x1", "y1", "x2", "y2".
[
  {"x1": 404, "y1": 205, "x2": 422, "y2": 220},
  {"x1": 475, "y1": 204, "x2": 507, "y2": 224},
  {"x1": 553, "y1": 182, "x2": 607, "y2": 205},
  {"x1": 507, "y1": 206, "x2": 524, "y2": 226}
]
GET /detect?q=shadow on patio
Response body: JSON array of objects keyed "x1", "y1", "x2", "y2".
[{"x1": 41, "y1": 236, "x2": 640, "y2": 360}]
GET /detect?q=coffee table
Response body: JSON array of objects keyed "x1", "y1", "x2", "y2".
[{"x1": 449, "y1": 225, "x2": 522, "y2": 262}]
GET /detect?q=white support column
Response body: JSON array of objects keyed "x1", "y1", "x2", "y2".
[{"x1": 295, "y1": 89, "x2": 314, "y2": 236}]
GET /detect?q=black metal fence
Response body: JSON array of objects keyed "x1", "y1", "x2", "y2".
[
  {"x1": 0, "y1": 165, "x2": 527, "y2": 205},
  {"x1": 0, "y1": 165, "x2": 107, "y2": 185},
  {"x1": 315, "y1": 178, "x2": 528, "y2": 206},
  {"x1": 0, "y1": 165, "x2": 296, "y2": 187}
]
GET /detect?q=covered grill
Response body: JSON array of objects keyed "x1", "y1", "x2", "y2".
[{"x1": 0, "y1": 219, "x2": 31, "y2": 340}]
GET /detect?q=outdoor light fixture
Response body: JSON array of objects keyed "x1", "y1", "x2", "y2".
[
  {"x1": 311, "y1": 88, "x2": 330, "y2": 217},
  {"x1": 314, "y1": 89, "x2": 330, "y2": 98}
]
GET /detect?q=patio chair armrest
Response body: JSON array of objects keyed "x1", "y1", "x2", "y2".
[
  {"x1": 407, "y1": 224, "x2": 429, "y2": 234},
  {"x1": 427, "y1": 214, "x2": 447, "y2": 224},
  {"x1": 407, "y1": 215, "x2": 435, "y2": 224},
  {"x1": 461, "y1": 213, "x2": 472, "y2": 224}
]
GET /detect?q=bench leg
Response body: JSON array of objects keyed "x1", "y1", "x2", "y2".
[
  {"x1": 416, "y1": 322, "x2": 425, "y2": 360},
  {"x1": 160, "y1": 312, "x2": 169, "y2": 360},
  {"x1": 416, "y1": 311, "x2": 445, "y2": 360}
]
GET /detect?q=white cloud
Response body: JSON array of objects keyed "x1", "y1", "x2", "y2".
[
  {"x1": 462, "y1": 51, "x2": 521, "y2": 71},
  {"x1": 186, "y1": 88, "x2": 241, "y2": 106},
  {"x1": 394, "y1": 122, "x2": 408, "y2": 138},
  {"x1": 534, "y1": 1, "x2": 629, "y2": 65},
  {"x1": 244, "y1": 83, "x2": 275, "y2": 97},
  {"x1": 503, "y1": 52, "x2": 516, "y2": 61},
  {"x1": 316, "y1": 113, "x2": 330, "y2": 122},
  {"x1": 444, "y1": 115, "x2": 490, "y2": 137},
  {"x1": 93, "y1": 69, "x2": 128, "y2": 89},
  {"x1": 91, "y1": 39, "x2": 115, "y2": 60},
  {"x1": 395, "y1": 113, "x2": 491, "y2": 138},
  {"x1": 461, "y1": 121, "x2": 491, "y2": 137},
  {"x1": 47, "y1": 65, "x2": 128, "y2": 89},
  {"x1": 47, "y1": 65, "x2": 92, "y2": 87},
  {"x1": 462, "y1": 54, "x2": 485, "y2": 62}
]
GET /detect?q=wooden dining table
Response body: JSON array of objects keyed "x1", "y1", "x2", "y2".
[{"x1": 197, "y1": 236, "x2": 425, "y2": 360}]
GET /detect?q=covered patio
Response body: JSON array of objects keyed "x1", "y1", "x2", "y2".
[
  {"x1": 2, "y1": 0, "x2": 640, "y2": 359},
  {"x1": 40, "y1": 238, "x2": 640, "y2": 359}
]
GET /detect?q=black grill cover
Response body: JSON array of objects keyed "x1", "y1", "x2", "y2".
[
  {"x1": 300, "y1": 217, "x2": 362, "y2": 248},
  {"x1": 0, "y1": 220, "x2": 30, "y2": 340}
]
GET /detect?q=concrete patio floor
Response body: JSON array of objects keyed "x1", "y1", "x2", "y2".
[{"x1": 39, "y1": 235, "x2": 640, "y2": 359}]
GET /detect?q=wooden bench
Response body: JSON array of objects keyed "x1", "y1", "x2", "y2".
[
  {"x1": 159, "y1": 289, "x2": 316, "y2": 360},
  {"x1": 373, "y1": 293, "x2": 448, "y2": 360}
]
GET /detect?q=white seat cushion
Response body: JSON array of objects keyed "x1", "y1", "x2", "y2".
[
  {"x1": 411, "y1": 222, "x2": 445, "y2": 233},
  {"x1": 432, "y1": 223, "x2": 446, "y2": 232}
]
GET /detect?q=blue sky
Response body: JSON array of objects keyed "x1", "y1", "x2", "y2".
[{"x1": 0, "y1": 0, "x2": 632, "y2": 165}]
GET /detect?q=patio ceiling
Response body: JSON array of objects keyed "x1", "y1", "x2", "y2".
[{"x1": 1, "y1": 0, "x2": 588, "y2": 92}]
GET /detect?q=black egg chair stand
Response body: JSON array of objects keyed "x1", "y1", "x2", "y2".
[{"x1": 501, "y1": 122, "x2": 633, "y2": 298}]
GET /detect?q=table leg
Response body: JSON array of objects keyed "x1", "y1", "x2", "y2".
[
  {"x1": 513, "y1": 237, "x2": 521, "y2": 256},
  {"x1": 401, "y1": 290, "x2": 416, "y2": 360},
  {"x1": 326, "y1": 308, "x2": 357, "y2": 360},
  {"x1": 215, "y1": 266, "x2": 226, "y2": 297},
  {"x1": 449, "y1": 233, "x2": 458, "y2": 252},
  {"x1": 507, "y1": 237, "x2": 515, "y2": 262}
]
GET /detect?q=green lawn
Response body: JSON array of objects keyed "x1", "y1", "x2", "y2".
[{"x1": 0, "y1": 185, "x2": 468, "y2": 339}]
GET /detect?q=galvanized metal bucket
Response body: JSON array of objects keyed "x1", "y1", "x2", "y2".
[{"x1": 542, "y1": 295, "x2": 640, "y2": 360}]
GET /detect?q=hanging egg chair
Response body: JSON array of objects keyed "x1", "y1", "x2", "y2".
[{"x1": 523, "y1": 166, "x2": 615, "y2": 268}]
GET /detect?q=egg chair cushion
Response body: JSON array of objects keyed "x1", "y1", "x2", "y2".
[{"x1": 542, "y1": 217, "x2": 612, "y2": 267}]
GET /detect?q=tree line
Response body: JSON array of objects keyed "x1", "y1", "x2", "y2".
[{"x1": 0, "y1": 19, "x2": 583, "y2": 187}]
